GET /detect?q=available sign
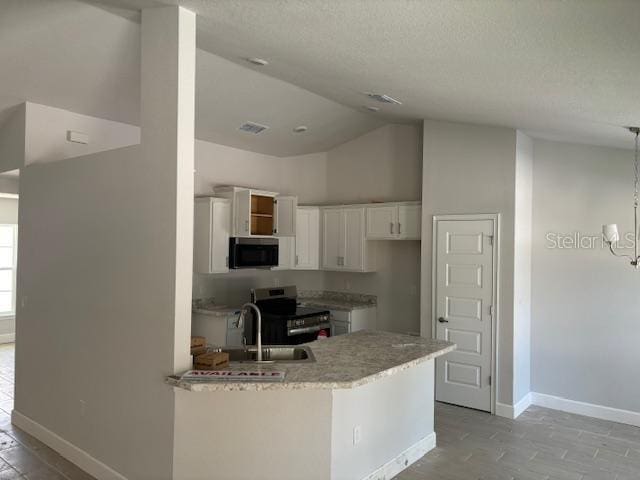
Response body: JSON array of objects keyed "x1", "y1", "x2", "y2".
[{"x1": 181, "y1": 370, "x2": 286, "y2": 382}]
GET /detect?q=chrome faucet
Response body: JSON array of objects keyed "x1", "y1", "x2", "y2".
[{"x1": 238, "y1": 302, "x2": 263, "y2": 362}]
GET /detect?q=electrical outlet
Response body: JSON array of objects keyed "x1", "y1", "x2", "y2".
[
  {"x1": 274, "y1": 277, "x2": 280, "y2": 286},
  {"x1": 79, "y1": 400, "x2": 86, "y2": 417},
  {"x1": 353, "y1": 425, "x2": 362, "y2": 445}
]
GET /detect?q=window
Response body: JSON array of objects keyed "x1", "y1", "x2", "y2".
[{"x1": 0, "y1": 225, "x2": 17, "y2": 317}]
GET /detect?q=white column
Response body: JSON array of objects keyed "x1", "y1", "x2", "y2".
[{"x1": 141, "y1": 6, "x2": 195, "y2": 373}]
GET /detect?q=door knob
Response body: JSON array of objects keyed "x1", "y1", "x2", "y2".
[{"x1": 438, "y1": 317, "x2": 449, "y2": 323}]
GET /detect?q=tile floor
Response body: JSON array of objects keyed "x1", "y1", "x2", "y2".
[
  {"x1": 397, "y1": 401, "x2": 640, "y2": 480},
  {"x1": 0, "y1": 342, "x2": 637, "y2": 479}
]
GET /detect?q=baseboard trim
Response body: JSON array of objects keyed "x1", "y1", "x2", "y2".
[
  {"x1": 12, "y1": 410, "x2": 127, "y2": 480},
  {"x1": 495, "y1": 392, "x2": 532, "y2": 420},
  {"x1": 361, "y1": 432, "x2": 436, "y2": 480},
  {"x1": 0, "y1": 333, "x2": 15, "y2": 344},
  {"x1": 531, "y1": 392, "x2": 640, "y2": 428}
]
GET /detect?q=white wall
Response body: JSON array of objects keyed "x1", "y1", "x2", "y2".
[
  {"x1": 325, "y1": 124, "x2": 422, "y2": 204},
  {"x1": 513, "y1": 132, "x2": 533, "y2": 403},
  {"x1": 331, "y1": 360, "x2": 434, "y2": 479},
  {"x1": 0, "y1": 104, "x2": 25, "y2": 172},
  {"x1": 0, "y1": 198, "x2": 18, "y2": 224},
  {"x1": 193, "y1": 125, "x2": 424, "y2": 336},
  {"x1": 14, "y1": 7, "x2": 195, "y2": 479},
  {"x1": 15, "y1": 146, "x2": 176, "y2": 479},
  {"x1": 194, "y1": 139, "x2": 327, "y2": 202},
  {"x1": 324, "y1": 125, "x2": 423, "y2": 334},
  {"x1": 174, "y1": 388, "x2": 333, "y2": 480},
  {"x1": 193, "y1": 139, "x2": 328, "y2": 306},
  {"x1": 24, "y1": 102, "x2": 140, "y2": 165},
  {"x1": 531, "y1": 139, "x2": 640, "y2": 413},
  {"x1": 0, "y1": 178, "x2": 18, "y2": 195},
  {"x1": 421, "y1": 119, "x2": 517, "y2": 405}
]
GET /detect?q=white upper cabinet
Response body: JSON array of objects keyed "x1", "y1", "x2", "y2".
[
  {"x1": 322, "y1": 207, "x2": 375, "y2": 272},
  {"x1": 215, "y1": 186, "x2": 297, "y2": 238},
  {"x1": 234, "y1": 188, "x2": 252, "y2": 237},
  {"x1": 274, "y1": 196, "x2": 297, "y2": 237},
  {"x1": 193, "y1": 197, "x2": 230, "y2": 274},
  {"x1": 294, "y1": 207, "x2": 320, "y2": 270},
  {"x1": 366, "y1": 205, "x2": 398, "y2": 239},
  {"x1": 322, "y1": 209, "x2": 343, "y2": 270},
  {"x1": 365, "y1": 202, "x2": 421, "y2": 240},
  {"x1": 398, "y1": 203, "x2": 421, "y2": 240},
  {"x1": 343, "y1": 208, "x2": 365, "y2": 270}
]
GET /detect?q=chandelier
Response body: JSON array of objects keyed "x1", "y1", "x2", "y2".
[{"x1": 602, "y1": 127, "x2": 640, "y2": 267}]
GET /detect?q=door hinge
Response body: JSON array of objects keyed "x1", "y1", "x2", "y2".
[
  {"x1": 487, "y1": 234, "x2": 494, "y2": 246},
  {"x1": 489, "y1": 305, "x2": 494, "y2": 317},
  {"x1": 488, "y1": 375, "x2": 492, "y2": 386}
]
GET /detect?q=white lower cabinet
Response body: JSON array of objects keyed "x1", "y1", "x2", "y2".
[
  {"x1": 330, "y1": 307, "x2": 377, "y2": 336},
  {"x1": 331, "y1": 320, "x2": 350, "y2": 336},
  {"x1": 322, "y1": 207, "x2": 375, "y2": 272}
]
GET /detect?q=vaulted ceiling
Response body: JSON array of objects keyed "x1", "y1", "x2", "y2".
[{"x1": 3, "y1": 0, "x2": 640, "y2": 155}]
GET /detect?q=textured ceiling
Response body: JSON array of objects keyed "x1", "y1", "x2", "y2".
[
  {"x1": 93, "y1": 0, "x2": 640, "y2": 150},
  {"x1": 5, "y1": 0, "x2": 640, "y2": 153},
  {"x1": 0, "y1": 0, "x2": 383, "y2": 157}
]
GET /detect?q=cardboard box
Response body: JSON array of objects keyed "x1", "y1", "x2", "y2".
[
  {"x1": 190, "y1": 346, "x2": 208, "y2": 357},
  {"x1": 194, "y1": 351, "x2": 229, "y2": 370},
  {"x1": 191, "y1": 336, "x2": 206, "y2": 348}
]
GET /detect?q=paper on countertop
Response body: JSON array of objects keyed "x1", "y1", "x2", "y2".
[{"x1": 181, "y1": 370, "x2": 286, "y2": 382}]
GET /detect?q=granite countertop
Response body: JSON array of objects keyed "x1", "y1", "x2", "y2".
[
  {"x1": 297, "y1": 290, "x2": 377, "y2": 311},
  {"x1": 168, "y1": 330, "x2": 455, "y2": 392},
  {"x1": 192, "y1": 299, "x2": 241, "y2": 317}
]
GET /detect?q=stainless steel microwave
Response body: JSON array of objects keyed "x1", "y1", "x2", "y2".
[{"x1": 229, "y1": 237, "x2": 279, "y2": 269}]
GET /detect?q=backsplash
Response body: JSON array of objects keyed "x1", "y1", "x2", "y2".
[{"x1": 298, "y1": 290, "x2": 377, "y2": 306}]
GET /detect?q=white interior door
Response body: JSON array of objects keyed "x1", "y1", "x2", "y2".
[{"x1": 434, "y1": 218, "x2": 495, "y2": 412}]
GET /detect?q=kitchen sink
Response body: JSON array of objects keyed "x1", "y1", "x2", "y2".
[{"x1": 221, "y1": 345, "x2": 316, "y2": 363}]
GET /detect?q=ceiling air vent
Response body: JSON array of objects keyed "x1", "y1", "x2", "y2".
[
  {"x1": 239, "y1": 122, "x2": 269, "y2": 134},
  {"x1": 364, "y1": 92, "x2": 402, "y2": 105}
]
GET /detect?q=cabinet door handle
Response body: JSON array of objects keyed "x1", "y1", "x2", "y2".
[
  {"x1": 398, "y1": 222, "x2": 401, "y2": 235},
  {"x1": 295, "y1": 255, "x2": 299, "y2": 265},
  {"x1": 438, "y1": 317, "x2": 449, "y2": 323},
  {"x1": 245, "y1": 220, "x2": 249, "y2": 233},
  {"x1": 225, "y1": 256, "x2": 229, "y2": 267},
  {"x1": 390, "y1": 222, "x2": 394, "y2": 234}
]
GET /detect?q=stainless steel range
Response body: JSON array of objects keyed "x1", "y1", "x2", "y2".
[{"x1": 249, "y1": 286, "x2": 331, "y2": 345}]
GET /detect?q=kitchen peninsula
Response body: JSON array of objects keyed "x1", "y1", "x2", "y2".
[{"x1": 169, "y1": 331, "x2": 455, "y2": 480}]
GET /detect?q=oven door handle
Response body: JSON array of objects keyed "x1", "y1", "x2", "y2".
[{"x1": 287, "y1": 322, "x2": 331, "y2": 336}]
